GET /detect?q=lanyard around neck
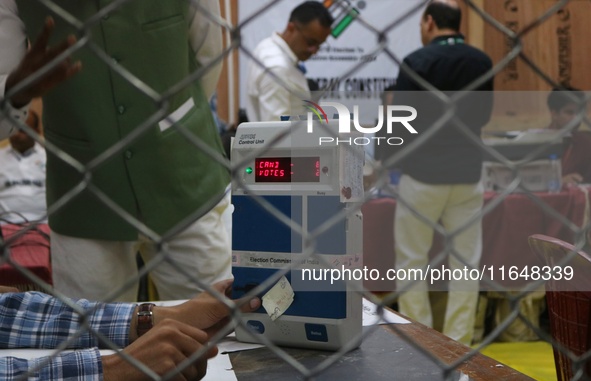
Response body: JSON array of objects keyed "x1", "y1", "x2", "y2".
[{"x1": 437, "y1": 37, "x2": 465, "y2": 46}]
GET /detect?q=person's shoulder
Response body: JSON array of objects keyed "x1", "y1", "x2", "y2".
[
  {"x1": 425, "y1": 43, "x2": 492, "y2": 72},
  {"x1": 253, "y1": 35, "x2": 284, "y2": 56},
  {"x1": 252, "y1": 36, "x2": 292, "y2": 69},
  {"x1": 403, "y1": 45, "x2": 429, "y2": 62},
  {"x1": 253, "y1": 35, "x2": 275, "y2": 51},
  {"x1": 460, "y1": 43, "x2": 492, "y2": 64},
  {"x1": 0, "y1": 145, "x2": 11, "y2": 155},
  {"x1": 32, "y1": 143, "x2": 47, "y2": 158},
  {"x1": 424, "y1": 42, "x2": 490, "y2": 61},
  {"x1": 398, "y1": 46, "x2": 432, "y2": 72},
  {"x1": 0, "y1": 145, "x2": 12, "y2": 163}
]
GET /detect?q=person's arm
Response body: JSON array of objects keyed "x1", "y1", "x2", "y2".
[
  {"x1": 392, "y1": 57, "x2": 423, "y2": 92},
  {"x1": 4, "y1": 17, "x2": 81, "y2": 110},
  {"x1": 102, "y1": 279, "x2": 261, "y2": 381},
  {"x1": 0, "y1": 11, "x2": 81, "y2": 141},
  {"x1": 0, "y1": 280, "x2": 260, "y2": 381},
  {"x1": 0, "y1": 291, "x2": 127, "y2": 381},
  {"x1": 0, "y1": 350, "x2": 103, "y2": 381},
  {"x1": 102, "y1": 318, "x2": 216, "y2": 381},
  {"x1": 0, "y1": 291, "x2": 206, "y2": 381},
  {"x1": 0, "y1": 292, "x2": 133, "y2": 350},
  {"x1": 0, "y1": 0, "x2": 30, "y2": 140},
  {"x1": 147, "y1": 279, "x2": 261, "y2": 339},
  {"x1": 189, "y1": 0, "x2": 223, "y2": 100}
]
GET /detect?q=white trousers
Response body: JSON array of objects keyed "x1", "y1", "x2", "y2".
[
  {"x1": 394, "y1": 175, "x2": 483, "y2": 345},
  {"x1": 51, "y1": 192, "x2": 233, "y2": 302}
]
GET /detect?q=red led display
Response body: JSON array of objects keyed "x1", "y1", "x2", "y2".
[{"x1": 255, "y1": 157, "x2": 320, "y2": 183}]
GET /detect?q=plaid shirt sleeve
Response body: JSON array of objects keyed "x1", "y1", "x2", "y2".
[
  {"x1": 0, "y1": 292, "x2": 136, "y2": 380},
  {"x1": 0, "y1": 349, "x2": 102, "y2": 380}
]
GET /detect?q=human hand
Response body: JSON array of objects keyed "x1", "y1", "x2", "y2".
[
  {"x1": 154, "y1": 279, "x2": 261, "y2": 339},
  {"x1": 562, "y1": 173, "x2": 583, "y2": 186},
  {"x1": 5, "y1": 17, "x2": 82, "y2": 108},
  {"x1": 103, "y1": 319, "x2": 216, "y2": 381}
]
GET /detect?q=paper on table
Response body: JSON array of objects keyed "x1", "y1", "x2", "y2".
[
  {"x1": 218, "y1": 332, "x2": 264, "y2": 353},
  {"x1": 202, "y1": 353, "x2": 238, "y2": 381},
  {"x1": 362, "y1": 298, "x2": 410, "y2": 325},
  {"x1": 153, "y1": 300, "x2": 185, "y2": 307},
  {"x1": 261, "y1": 275, "x2": 294, "y2": 321}
]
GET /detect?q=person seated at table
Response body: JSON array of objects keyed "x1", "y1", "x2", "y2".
[
  {"x1": 0, "y1": 280, "x2": 261, "y2": 381},
  {"x1": 546, "y1": 87, "x2": 591, "y2": 185},
  {"x1": 0, "y1": 109, "x2": 47, "y2": 224}
]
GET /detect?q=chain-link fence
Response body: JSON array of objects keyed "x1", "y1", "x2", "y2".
[{"x1": 1, "y1": 0, "x2": 591, "y2": 380}]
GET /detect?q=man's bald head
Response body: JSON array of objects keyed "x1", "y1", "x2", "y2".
[
  {"x1": 431, "y1": 0, "x2": 459, "y2": 9},
  {"x1": 420, "y1": 0, "x2": 462, "y2": 45}
]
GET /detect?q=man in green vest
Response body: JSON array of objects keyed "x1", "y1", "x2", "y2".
[{"x1": 0, "y1": 0, "x2": 232, "y2": 302}]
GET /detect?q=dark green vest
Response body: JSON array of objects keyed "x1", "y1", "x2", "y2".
[{"x1": 19, "y1": 0, "x2": 230, "y2": 240}]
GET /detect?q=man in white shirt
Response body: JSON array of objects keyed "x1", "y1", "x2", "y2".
[
  {"x1": 0, "y1": 109, "x2": 46, "y2": 224},
  {"x1": 246, "y1": 1, "x2": 333, "y2": 122}
]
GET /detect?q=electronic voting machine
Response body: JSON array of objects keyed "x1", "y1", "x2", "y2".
[{"x1": 231, "y1": 118, "x2": 363, "y2": 350}]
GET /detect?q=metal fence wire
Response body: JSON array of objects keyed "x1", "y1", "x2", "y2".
[{"x1": 1, "y1": 0, "x2": 591, "y2": 380}]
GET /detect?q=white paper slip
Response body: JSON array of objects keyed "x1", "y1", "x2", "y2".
[
  {"x1": 203, "y1": 353, "x2": 238, "y2": 381},
  {"x1": 261, "y1": 275, "x2": 295, "y2": 321},
  {"x1": 158, "y1": 97, "x2": 195, "y2": 132},
  {"x1": 217, "y1": 333, "x2": 264, "y2": 353},
  {"x1": 362, "y1": 298, "x2": 410, "y2": 326}
]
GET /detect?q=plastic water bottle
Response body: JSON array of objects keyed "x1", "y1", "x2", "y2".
[{"x1": 547, "y1": 154, "x2": 562, "y2": 193}]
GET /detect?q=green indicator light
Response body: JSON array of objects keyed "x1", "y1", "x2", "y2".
[{"x1": 245, "y1": 167, "x2": 253, "y2": 174}]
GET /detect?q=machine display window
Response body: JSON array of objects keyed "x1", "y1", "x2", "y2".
[{"x1": 255, "y1": 157, "x2": 320, "y2": 183}]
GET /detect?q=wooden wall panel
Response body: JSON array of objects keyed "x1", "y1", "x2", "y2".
[
  {"x1": 216, "y1": 0, "x2": 239, "y2": 126},
  {"x1": 484, "y1": 0, "x2": 590, "y2": 91},
  {"x1": 481, "y1": 0, "x2": 590, "y2": 131},
  {"x1": 460, "y1": 0, "x2": 485, "y2": 49}
]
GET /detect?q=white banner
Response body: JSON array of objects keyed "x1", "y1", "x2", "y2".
[{"x1": 238, "y1": 0, "x2": 424, "y2": 125}]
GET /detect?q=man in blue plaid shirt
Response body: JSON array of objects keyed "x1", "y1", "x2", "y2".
[{"x1": 0, "y1": 281, "x2": 261, "y2": 380}]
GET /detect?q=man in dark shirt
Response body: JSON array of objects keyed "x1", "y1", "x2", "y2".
[{"x1": 386, "y1": 0, "x2": 493, "y2": 345}]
